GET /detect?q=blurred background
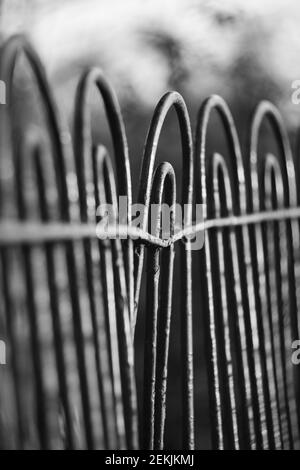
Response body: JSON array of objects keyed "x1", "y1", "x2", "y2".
[
  {"x1": 2, "y1": 0, "x2": 300, "y2": 176},
  {"x1": 1, "y1": 0, "x2": 300, "y2": 449}
]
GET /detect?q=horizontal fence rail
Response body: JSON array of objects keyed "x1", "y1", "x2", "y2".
[{"x1": 0, "y1": 35, "x2": 299, "y2": 449}]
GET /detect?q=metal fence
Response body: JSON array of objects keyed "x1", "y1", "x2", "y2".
[{"x1": 0, "y1": 35, "x2": 299, "y2": 450}]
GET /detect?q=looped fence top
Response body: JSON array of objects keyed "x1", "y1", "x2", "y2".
[{"x1": 0, "y1": 35, "x2": 300, "y2": 450}]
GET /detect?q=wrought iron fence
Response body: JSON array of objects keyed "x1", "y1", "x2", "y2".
[{"x1": 0, "y1": 35, "x2": 299, "y2": 449}]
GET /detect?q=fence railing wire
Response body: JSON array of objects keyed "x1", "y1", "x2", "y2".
[{"x1": 0, "y1": 35, "x2": 299, "y2": 449}]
